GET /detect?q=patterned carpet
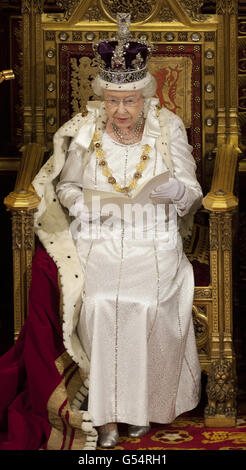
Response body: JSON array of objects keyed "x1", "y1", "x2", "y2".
[
  {"x1": 96, "y1": 415, "x2": 246, "y2": 450},
  {"x1": 97, "y1": 395, "x2": 246, "y2": 451}
]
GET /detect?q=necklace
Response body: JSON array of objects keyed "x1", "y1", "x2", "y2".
[
  {"x1": 111, "y1": 115, "x2": 144, "y2": 145},
  {"x1": 93, "y1": 130, "x2": 152, "y2": 194}
]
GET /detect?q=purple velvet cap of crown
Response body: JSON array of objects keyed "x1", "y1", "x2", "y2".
[{"x1": 97, "y1": 41, "x2": 148, "y2": 70}]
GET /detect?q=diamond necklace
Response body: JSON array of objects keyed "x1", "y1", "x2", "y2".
[{"x1": 111, "y1": 115, "x2": 144, "y2": 145}]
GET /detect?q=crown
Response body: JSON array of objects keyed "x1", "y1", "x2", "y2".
[{"x1": 92, "y1": 13, "x2": 153, "y2": 85}]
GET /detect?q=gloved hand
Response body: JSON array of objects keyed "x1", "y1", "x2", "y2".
[
  {"x1": 150, "y1": 177, "x2": 185, "y2": 201},
  {"x1": 69, "y1": 195, "x2": 101, "y2": 221}
]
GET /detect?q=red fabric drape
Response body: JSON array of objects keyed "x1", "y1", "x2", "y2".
[{"x1": 0, "y1": 244, "x2": 64, "y2": 450}]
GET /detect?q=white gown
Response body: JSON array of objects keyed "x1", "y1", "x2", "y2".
[{"x1": 57, "y1": 112, "x2": 202, "y2": 427}]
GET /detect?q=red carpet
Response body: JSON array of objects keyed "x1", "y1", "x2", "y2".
[{"x1": 98, "y1": 414, "x2": 246, "y2": 450}]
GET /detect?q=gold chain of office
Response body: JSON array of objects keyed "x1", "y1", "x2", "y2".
[{"x1": 92, "y1": 130, "x2": 152, "y2": 194}]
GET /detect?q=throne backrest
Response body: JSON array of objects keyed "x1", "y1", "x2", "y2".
[
  {"x1": 25, "y1": 0, "x2": 228, "y2": 194},
  {"x1": 55, "y1": 41, "x2": 204, "y2": 183}
]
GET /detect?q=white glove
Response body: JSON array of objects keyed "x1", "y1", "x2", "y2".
[
  {"x1": 69, "y1": 195, "x2": 101, "y2": 221},
  {"x1": 150, "y1": 177, "x2": 185, "y2": 201}
]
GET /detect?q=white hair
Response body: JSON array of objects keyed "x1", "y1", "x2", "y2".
[
  {"x1": 91, "y1": 73, "x2": 157, "y2": 99},
  {"x1": 140, "y1": 75, "x2": 157, "y2": 98}
]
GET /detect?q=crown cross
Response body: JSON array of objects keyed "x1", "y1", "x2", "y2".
[{"x1": 92, "y1": 13, "x2": 153, "y2": 85}]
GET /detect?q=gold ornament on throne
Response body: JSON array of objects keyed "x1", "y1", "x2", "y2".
[
  {"x1": 0, "y1": 69, "x2": 15, "y2": 84},
  {"x1": 100, "y1": 0, "x2": 158, "y2": 23},
  {"x1": 70, "y1": 57, "x2": 99, "y2": 115}
]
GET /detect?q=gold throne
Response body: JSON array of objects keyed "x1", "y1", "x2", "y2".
[{"x1": 4, "y1": 1, "x2": 240, "y2": 427}]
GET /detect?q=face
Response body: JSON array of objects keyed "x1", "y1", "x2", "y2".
[{"x1": 103, "y1": 89, "x2": 144, "y2": 130}]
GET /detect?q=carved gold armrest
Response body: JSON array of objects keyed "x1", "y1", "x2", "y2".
[
  {"x1": 203, "y1": 144, "x2": 238, "y2": 212},
  {"x1": 0, "y1": 69, "x2": 15, "y2": 84},
  {"x1": 4, "y1": 143, "x2": 45, "y2": 341},
  {"x1": 201, "y1": 143, "x2": 238, "y2": 378},
  {"x1": 4, "y1": 142, "x2": 44, "y2": 211}
]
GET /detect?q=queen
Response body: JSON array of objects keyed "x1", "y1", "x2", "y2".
[{"x1": 33, "y1": 13, "x2": 203, "y2": 448}]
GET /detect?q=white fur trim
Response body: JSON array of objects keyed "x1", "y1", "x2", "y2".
[
  {"x1": 32, "y1": 113, "x2": 91, "y2": 372},
  {"x1": 83, "y1": 378, "x2": 90, "y2": 389},
  {"x1": 97, "y1": 71, "x2": 153, "y2": 91},
  {"x1": 82, "y1": 411, "x2": 92, "y2": 421},
  {"x1": 86, "y1": 435, "x2": 98, "y2": 442},
  {"x1": 71, "y1": 382, "x2": 89, "y2": 411},
  {"x1": 81, "y1": 422, "x2": 94, "y2": 433}
]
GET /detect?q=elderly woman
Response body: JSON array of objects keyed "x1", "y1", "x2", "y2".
[{"x1": 51, "y1": 16, "x2": 203, "y2": 448}]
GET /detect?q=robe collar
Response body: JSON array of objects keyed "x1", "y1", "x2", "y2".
[{"x1": 72, "y1": 98, "x2": 161, "y2": 150}]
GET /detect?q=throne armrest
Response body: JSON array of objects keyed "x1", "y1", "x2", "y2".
[
  {"x1": 4, "y1": 143, "x2": 45, "y2": 341},
  {"x1": 4, "y1": 142, "x2": 45, "y2": 211},
  {"x1": 201, "y1": 143, "x2": 239, "y2": 365},
  {"x1": 203, "y1": 143, "x2": 238, "y2": 212}
]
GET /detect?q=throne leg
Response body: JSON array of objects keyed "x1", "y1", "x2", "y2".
[{"x1": 204, "y1": 358, "x2": 237, "y2": 427}]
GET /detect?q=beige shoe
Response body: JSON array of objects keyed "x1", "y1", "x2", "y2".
[
  {"x1": 98, "y1": 423, "x2": 119, "y2": 448},
  {"x1": 128, "y1": 425, "x2": 150, "y2": 437}
]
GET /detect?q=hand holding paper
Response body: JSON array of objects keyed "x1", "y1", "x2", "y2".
[
  {"x1": 83, "y1": 170, "x2": 170, "y2": 211},
  {"x1": 150, "y1": 177, "x2": 185, "y2": 201},
  {"x1": 81, "y1": 171, "x2": 170, "y2": 224}
]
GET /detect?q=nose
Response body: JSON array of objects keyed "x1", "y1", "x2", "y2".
[{"x1": 117, "y1": 100, "x2": 128, "y2": 114}]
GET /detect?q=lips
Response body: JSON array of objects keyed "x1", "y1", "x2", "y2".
[{"x1": 116, "y1": 118, "x2": 128, "y2": 123}]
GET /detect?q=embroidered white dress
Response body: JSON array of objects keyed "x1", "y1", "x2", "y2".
[{"x1": 56, "y1": 103, "x2": 203, "y2": 427}]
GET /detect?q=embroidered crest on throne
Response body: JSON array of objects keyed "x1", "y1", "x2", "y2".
[
  {"x1": 148, "y1": 56, "x2": 192, "y2": 127},
  {"x1": 70, "y1": 56, "x2": 99, "y2": 114}
]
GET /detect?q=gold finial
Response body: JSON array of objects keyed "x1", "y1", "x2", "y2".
[{"x1": 0, "y1": 70, "x2": 15, "y2": 84}]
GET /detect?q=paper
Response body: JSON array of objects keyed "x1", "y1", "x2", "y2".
[{"x1": 83, "y1": 170, "x2": 170, "y2": 211}]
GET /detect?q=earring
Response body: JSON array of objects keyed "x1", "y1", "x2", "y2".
[{"x1": 143, "y1": 99, "x2": 149, "y2": 118}]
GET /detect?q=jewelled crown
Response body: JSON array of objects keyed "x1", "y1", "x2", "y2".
[{"x1": 92, "y1": 13, "x2": 154, "y2": 85}]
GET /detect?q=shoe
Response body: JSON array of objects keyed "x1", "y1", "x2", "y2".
[
  {"x1": 98, "y1": 424, "x2": 119, "y2": 448},
  {"x1": 128, "y1": 425, "x2": 151, "y2": 437}
]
